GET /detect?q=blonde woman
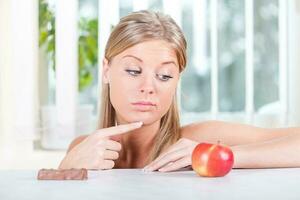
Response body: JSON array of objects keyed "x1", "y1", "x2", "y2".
[{"x1": 59, "y1": 10, "x2": 300, "y2": 172}]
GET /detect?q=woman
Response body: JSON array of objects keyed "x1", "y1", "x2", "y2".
[{"x1": 59, "y1": 10, "x2": 300, "y2": 172}]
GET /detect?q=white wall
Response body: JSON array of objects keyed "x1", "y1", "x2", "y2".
[
  {"x1": 0, "y1": 0, "x2": 64, "y2": 170},
  {"x1": 0, "y1": 0, "x2": 15, "y2": 165},
  {"x1": 288, "y1": 0, "x2": 300, "y2": 126}
]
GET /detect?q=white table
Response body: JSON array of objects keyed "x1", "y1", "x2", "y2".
[{"x1": 0, "y1": 168, "x2": 300, "y2": 200}]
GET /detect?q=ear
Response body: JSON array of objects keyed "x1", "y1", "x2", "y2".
[{"x1": 102, "y1": 58, "x2": 110, "y2": 84}]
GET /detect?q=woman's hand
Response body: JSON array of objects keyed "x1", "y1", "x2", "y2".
[
  {"x1": 143, "y1": 138, "x2": 199, "y2": 172},
  {"x1": 59, "y1": 122, "x2": 143, "y2": 170}
]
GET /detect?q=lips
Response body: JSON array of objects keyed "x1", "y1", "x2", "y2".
[
  {"x1": 131, "y1": 101, "x2": 156, "y2": 111},
  {"x1": 131, "y1": 101, "x2": 156, "y2": 106}
]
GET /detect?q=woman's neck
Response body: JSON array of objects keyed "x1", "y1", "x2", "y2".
[{"x1": 114, "y1": 119, "x2": 160, "y2": 168}]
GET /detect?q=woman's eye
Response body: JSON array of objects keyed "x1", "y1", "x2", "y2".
[
  {"x1": 125, "y1": 69, "x2": 141, "y2": 76},
  {"x1": 157, "y1": 74, "x2": 173, "y2": 81}
]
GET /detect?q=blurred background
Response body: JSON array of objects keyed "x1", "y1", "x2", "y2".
[{"x1": 0, "y1": 0, "x2": 300, "y2": 169}]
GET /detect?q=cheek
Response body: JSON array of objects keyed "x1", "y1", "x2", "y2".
[
  {"x1": 109, "y1": 78, "x2": 132, "y2": 110},
  {"x1": 108, "y1": 74, "x2": 142, "y2": 123},
  {"x1": 157, "y1": 85, "x2": 177, "y2": 115}
]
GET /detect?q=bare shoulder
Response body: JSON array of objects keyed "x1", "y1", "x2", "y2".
[
  {"x1": 180, "y1": 120, "x2": 292, "y2": 146},
  {"x1": 180, "y1": 120, "x2": 221, "y2": 143},
  {"x1": 67, "y1": 135, "x2": 89, "y2": 153},
  {"x1": 179, "y1": 120, "x2": 266, "y2": 146}
]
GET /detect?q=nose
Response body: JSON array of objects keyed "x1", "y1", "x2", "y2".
[
  {"x1": 140, "y1": 88, "x2": 153, "y2": 94},
  {"x1": 140, "y1": 75, "x2": 155, "y2": 95}
]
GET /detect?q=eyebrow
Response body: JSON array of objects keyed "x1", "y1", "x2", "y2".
[
  {"x1": 161, "y1": 61, "x2": 177, "y2": 66},
  {"x1": 122, "y1": 55, "x2": 143, "y2": 62},
  {"x1": 122, "y1": 55, "x2": 177, "y2": 67}
]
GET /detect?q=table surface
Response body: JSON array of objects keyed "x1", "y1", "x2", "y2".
[{"x1": 1, "y1": 168, "x2": 300, "y2": 200}]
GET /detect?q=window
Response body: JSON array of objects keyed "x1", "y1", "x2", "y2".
[
  {"x1": 37, "y1": 0, "x2": 289, "y2": 149},
  {"x1": 179, "y1": 0, "x2": 283, "y2": 126}
]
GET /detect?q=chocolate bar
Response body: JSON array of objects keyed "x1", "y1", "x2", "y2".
[{"x1": 37, "y1": 168, "x2": 88, "y2": 180}]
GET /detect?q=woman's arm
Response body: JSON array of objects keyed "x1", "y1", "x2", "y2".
[
  {"x1": 145, "y1": 121, "x2": 300, "y2": 171},
  {"x1": 181, "y1": 120, "x2": 296, "y2": 146},
  {"x1": 181, "y1": 120, "x2": 300, "y2": 168},
  {"x1": 232, "y1": 132, "x2": 300, "y2": 168}
]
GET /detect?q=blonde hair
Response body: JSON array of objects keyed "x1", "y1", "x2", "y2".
[{"x1": 98, "y1": 10, "x2": 187, "y2": 162}]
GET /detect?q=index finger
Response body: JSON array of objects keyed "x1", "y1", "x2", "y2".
[{"x1": 94, "y1": 121, "x2": 143, "y2": 138}]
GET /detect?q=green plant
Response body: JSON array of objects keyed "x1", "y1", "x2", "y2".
[
  {"x1": 39, "y1": 0, "x2": 98, "y2": 92},
  {"x1": 39, "y1": 0, "x2": 55, "y2": 70},
  {"x1": 78, "y1": 18, "x2": 98, "y2": 91}
]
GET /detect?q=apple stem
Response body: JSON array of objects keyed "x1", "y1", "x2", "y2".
[{"x1": 217, "y1": 140, "x2": 220, "y2": 145}]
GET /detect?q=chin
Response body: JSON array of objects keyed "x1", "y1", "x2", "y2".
[{"x1": 122, "y1": 111, "x2": 161, "y2": 125}]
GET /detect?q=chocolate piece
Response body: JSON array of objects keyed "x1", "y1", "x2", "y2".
[{"x1": 37, "y1": 168, "x2": 88, "y2": 180}]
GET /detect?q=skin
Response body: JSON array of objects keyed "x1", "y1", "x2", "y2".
[
  {"x1": 60, "y1": 40, "x2": 180, "y2": 169},
  {"x1": 59, "y1": 40, "x2": 300, "y2": 172},
  {"x1": 146, "y1": 122, "x2": 300, "y2": 171}
]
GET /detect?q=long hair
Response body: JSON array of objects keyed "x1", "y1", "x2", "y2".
[{"x1": 98, "y1": 10, "x2": 187, "y2": 161}]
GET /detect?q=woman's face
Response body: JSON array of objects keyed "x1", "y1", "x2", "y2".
[{"x1": 103, "y1": 40, "x2": 180, "y2": 125}]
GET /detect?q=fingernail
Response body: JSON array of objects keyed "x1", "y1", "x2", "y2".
[
  {"x1": 158, "y1": 168, "x2": 166, "y2": 172},
  {"x1": 135, "y1": 121, "x2": 143, "y2": 126}
]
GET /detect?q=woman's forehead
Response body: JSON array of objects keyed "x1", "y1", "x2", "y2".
[{"x1": 116, "y1": 40, "x2": 178, "y2": 64}]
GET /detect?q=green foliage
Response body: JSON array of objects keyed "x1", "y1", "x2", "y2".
[
  {"x1": 78, "y1": 18, "x2": 98, "y2": 91},
  {"x1": 39, "y1": 0, "x2": 55, "y2": 71},
  {"x1": 39, "y1": 0, "x2": 98, "y2": 92}
]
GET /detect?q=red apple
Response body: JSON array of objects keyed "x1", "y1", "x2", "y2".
[{"x1": 192, "y1": 142, "x2": 234, "y2": 177}]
